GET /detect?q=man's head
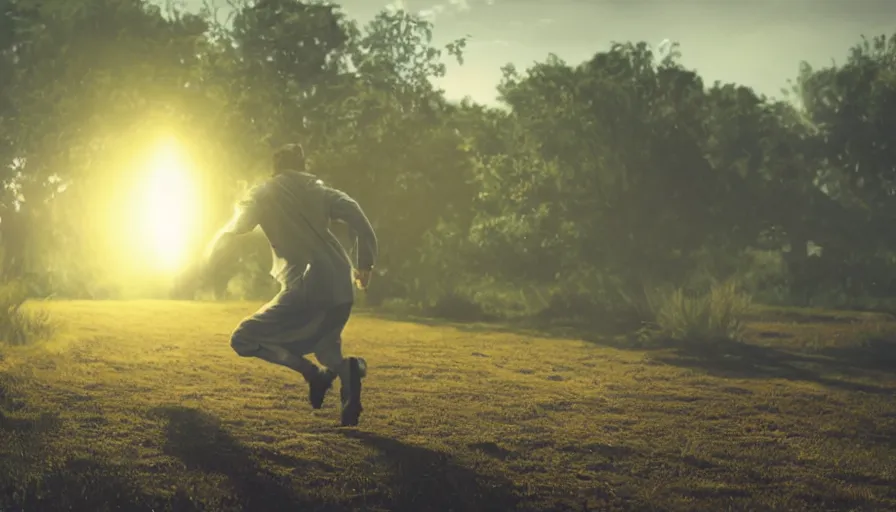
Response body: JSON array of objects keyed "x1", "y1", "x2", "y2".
[{"x1": 272, "y1": 143, "x2": 306, "y2": 175}]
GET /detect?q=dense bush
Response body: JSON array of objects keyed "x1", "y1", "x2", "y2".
[{"x1": 649, "y1": 281, "x2": 754, "y2": 344}]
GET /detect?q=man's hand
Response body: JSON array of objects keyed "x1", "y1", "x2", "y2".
[{"x1": 353, "y1": 268, "x2": 373, "y2": 291}]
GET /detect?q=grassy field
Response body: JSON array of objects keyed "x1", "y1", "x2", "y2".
[{"x1": 1, "y1": 300, "x2": 895, "y2": 511}]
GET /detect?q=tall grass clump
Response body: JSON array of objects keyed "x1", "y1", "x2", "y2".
[
  {"x1": 0, "y1": 280, "x2": 54, "y2": 346},
  {"x1": 650, "y1": 280, "x2": 753, "y2": 343}
]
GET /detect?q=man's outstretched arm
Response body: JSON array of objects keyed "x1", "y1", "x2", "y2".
[
  {"x1": 328, "y1": 188, "x2": 378, "y2": 272},
  {"x1": 204, "y1": 194, "x2": 260, "y2": 273}
]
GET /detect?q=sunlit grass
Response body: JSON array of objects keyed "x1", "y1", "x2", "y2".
[{"x1": 1, "y1": 301, "x2": 895, "y2": 511}]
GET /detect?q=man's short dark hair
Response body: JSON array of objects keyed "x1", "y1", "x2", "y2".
[{"x1": 272, "y1": 143, "x2": 306, "y2": 173}]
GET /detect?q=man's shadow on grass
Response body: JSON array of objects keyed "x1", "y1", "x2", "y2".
[
  {"x1": 150, "y1": 405, "x2": 336, "y2": 511},
  {"x1": 341, "y1": 430, "x2": 520, "y2": 512},
  {"x1": 152, "y1": 406, "x2": 520, "y2": 512}
]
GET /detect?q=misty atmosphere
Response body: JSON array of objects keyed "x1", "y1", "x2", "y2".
[{"x1": 1, "y1": 0, "x2": 896, "y2": 511}]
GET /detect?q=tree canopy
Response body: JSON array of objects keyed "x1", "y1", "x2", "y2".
[{"x1": 2, "y1": 0, "x2": 896, "y2": 321}]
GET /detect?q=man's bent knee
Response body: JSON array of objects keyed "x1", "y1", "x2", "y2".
[{"x1": 230, "y1": 327, "x2": 261, "y2": 357}]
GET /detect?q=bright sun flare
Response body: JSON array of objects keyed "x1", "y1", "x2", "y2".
[{"x1": 137, "y1": 140, "x2": 198, "y2": 272}]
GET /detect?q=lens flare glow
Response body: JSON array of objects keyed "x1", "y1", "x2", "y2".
[{"x1": 137, "y1": 139, "x2": 199, "y2": 272}]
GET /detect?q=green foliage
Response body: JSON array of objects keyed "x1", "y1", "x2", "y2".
[
  {"x1": 649, "y1": 281, "x2": 754, "y2": 344},
  {"x1": 0, "y1": 281, "x2": 54, "y2": 346},
  {"x1": 2, "y1": 0, "x2": 896, "y2": 330}
]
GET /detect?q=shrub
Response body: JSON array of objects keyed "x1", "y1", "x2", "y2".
[
  {"x1": 649, "y1": 280, "x2": 753, "y2": 344},
  {"x1": 0, "y1": 281, "x2": 55, "y2": 346}
]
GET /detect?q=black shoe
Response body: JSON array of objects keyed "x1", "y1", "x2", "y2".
[
  {"x1": 308, "y1": 369, "x2": 336, "y2": 410},
  {"x1": 340, "y1": 357, "x2": 364, "y2": 427}
]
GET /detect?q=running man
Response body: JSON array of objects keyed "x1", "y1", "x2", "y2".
[{"x1": 201, "y1": 143, "x2": 377, "y2": 426}]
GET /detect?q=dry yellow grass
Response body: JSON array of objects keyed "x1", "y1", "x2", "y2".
[{"x1": 2, "y1": 300, "x2": 896, "y2": 511}]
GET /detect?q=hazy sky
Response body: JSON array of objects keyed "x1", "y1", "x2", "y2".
[{"x1": 181, "y1": 0, "x2": 896, "y2": 104}]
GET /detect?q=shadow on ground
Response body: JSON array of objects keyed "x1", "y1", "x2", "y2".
[
  {"x1": 367, "y1": 310, "x2": 896, "y2": 392},
  {"x1": 0, "y1": 370, "x2": 59, "y2": 446},
  {"x1": 342, "y1": 430, "x2": 520, "y2": 512},
  {"x1": 647, "y1": 341, "x2": 895, "y2": 395},
  {"x1": 154, "y1": 406, "x2": 521, "y2": 512},
  {"x1": 817, "y1": 338, "x2": 896, "y2": 375},
  {"x1": 2, "y1": 373, "x2": 163, "y2": 512},
  {"x1": 366, "y1": 308, "x2": 613, "y2": 343},
  {"x1": 150, "y1": 405, "x2": 340, "y2": 511},
  {"x1": 2, "y1": 458, "x2": 182, "y2": 512},
  {"x1": 365, "y1": 303, "x2": 884, "y2": 343},
  {"x1": 4, "y1": 392, "x2": 523, "y2": 512}
]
